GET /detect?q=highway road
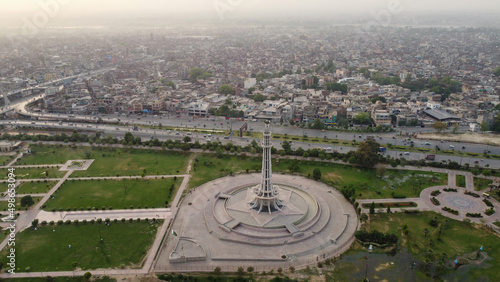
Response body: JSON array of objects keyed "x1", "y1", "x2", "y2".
[{"x1": 3, "y1": 119, "x2": 500, "y2": 169}]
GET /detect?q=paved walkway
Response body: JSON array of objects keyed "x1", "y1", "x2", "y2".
[{"x1": 360, "y1": 169, "x2": 500, "y2": 232}]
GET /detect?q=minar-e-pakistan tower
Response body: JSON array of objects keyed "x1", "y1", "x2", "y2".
[{"x1": 249, "y1": 122, "x2": 285, "y2": 213}]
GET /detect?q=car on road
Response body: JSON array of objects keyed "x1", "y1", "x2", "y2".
[
  {"x1": 424, "y1": 142, "x2": 431, "y2": 145},
  {"x1": 403, "y1": 152, "x2": 410, "y2": 155},
  {"x1": 449, "y1": 145, "x2": 455, "y2": 148}
]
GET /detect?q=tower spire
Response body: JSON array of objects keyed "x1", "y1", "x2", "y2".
[{"x1": 250, "y1": 122, "x2": 284, "y2": 214}]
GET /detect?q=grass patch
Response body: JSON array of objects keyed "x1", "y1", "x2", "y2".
[
  {"x1": 16, "y1": 145, "x2": 191, "y2": 177},
  {"x1": 0, "y1": 221, "x2": 161, "y2": 272},
  {"x1": 2, "y1": 167, "x2": 66, "y2": 180},
  {"x1": 273, "y1": 160, "x2": 447, "y2": 199},
  {"x1": 456, "y1": 175, "x2": 466, "y2": 188},
  {"x1": 3, "y1": 277, "x2": 116, "y2": 282},
  {"x1": 0, "y1": 155, "x2": 14, "y2": 166},
  {"x1": 366, "y1": 212, "x2": 500, "y2": 281},
  {"x1": 190, "y1": 154, "x2": 447, "y2": 199},
  {"x1": 15, "y1": 181, "x2": 58, "y2": 194},
  {"x1": 0, "y1": 196, "x2": 44, "y2": 211},
  {"x1": 71, "y1": 149, "x2": 190, "y2": 178},
  {"x1": 189, "y1": 154, "x2": 261, "y2": 189},
  {"x1": 44, "y1": 178, "x2": 180, "y2": 210},
  {"x1": 474, "y1": 178, "x2": 493, "y2": 191}
]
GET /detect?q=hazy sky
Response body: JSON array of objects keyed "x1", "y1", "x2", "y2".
[{"x1": 0, "y1": 0, "x2": 499, "y2": 27}]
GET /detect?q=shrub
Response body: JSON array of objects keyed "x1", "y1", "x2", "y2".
[
  {"x1": 96, "y1": 218, "x2": 102, "y2": 224},
  {"x1": 483, "y1": 199, "x2": 493, "y2": 207},
  {"x1": 65, "y1": 220, "x2": 71, "y2": 225},
  {"x1": 57, "y1": 220, "x2": 63, "y2": 225},
  {"x1": 431, "y1": 190, "x2": 441, "y2": 196},
  {"x1": 355, "y1": 230, "x2": 398, "y2": 245},
  {"x1": 485, "y1": 208, "x2": 495, "y2": 216},
  {"x1": 431, "y1": 197, "x2": 440, "y2": 206}
]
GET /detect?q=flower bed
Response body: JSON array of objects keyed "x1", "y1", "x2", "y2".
[
  {"x1": 485, "y1": 208, "x2": 495, "y2": 216},
  {"x1": 466, "y1": 213, "x2": 482, "y2": 218},
  {"x1": 483, "y1": 199, "x2": 493, "y2": 207},
  {"x1": 431, "y1": 190, "x2": 441, "y2": 196},
  {"x1": 443, "y1": 188, "x2": 458, "y2": 192},
  {"x1": 431, "y1": 197, "x2": 440, "y2": 206},
  {"x1": 465, "y1": 191, "x2": 480, "y2": 198},
  {"x1": 442, "y1": 206, "x2": 459, "y2": 215}
]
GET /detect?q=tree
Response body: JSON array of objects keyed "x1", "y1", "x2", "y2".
[
  {"x1": 376, "y1": 165, "x2": 386, "y2": 179},
  {"x1": 312, "y1": 168, "x2": 322, "y2": 181},
  {"x1": 494, "y1": 66, "x2": 500, "y2": 77},
  {"x1": 237, "y1": 266, "x2": 244, "y2": 275},
  {"x1": 21, "y1": 195, "x2": 34, "y2": 207},
  {"x1": 480, "y1": 122, "x2": 490, "y2": 132},
  {"x1": 218, "y1": 84, "x2": 235, "y2": 95},
  {"x1": 353, "y1": 112, "x2": 371, "y2": 125},
  {"x1": 247, "y1": 266, "x2": 254, "y2": 273},
  {"x1": 387, "y1": 206, "x2": 391, "y2": 213},
  {"x1": 183, "y1": 136, "x2": 192, "y2": 143},
  {"x1": 354, "y1": 139, "x2": 381, "y2": 167},
  {"x1": 124, "y1": 132, "x2": 134, "y2": 144},
  {"x1": 214, "y1": 266, "x2": 222, "y2": 274},
  {"x1": 369, "y1": 202, "x2": 375, "y2": 214},
  {"x1": 189, "y1": 67, "x2": 203, "y2": 81},
  {"x1": 83, "y1": 272, "x2": 91, "y2": 280},
  {"x1": 312, "y1": 118, "x2": 323, "y2": 130},
  {"x1": 432, "y1": 121, "x2": 447, "y2": 133}
]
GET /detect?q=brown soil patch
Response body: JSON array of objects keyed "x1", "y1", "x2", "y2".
[
  {"x1": 416, "y1": 133, "x2": 500, "y2": 146},
  {"x1": 326, "y1": 172, "x2": 344, "y2": 181}
]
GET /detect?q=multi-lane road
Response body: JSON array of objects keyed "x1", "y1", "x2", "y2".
[{"x1": 4, "y1": 118, "x2": 500, "y2": 169}]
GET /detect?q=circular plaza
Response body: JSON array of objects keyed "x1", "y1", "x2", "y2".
[{"x1": 154, "y1": 173, "x2": 358, "y2": 272}]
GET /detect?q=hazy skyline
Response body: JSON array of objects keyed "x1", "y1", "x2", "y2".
[{"x1": 0, "y1": 0, "x2": 499, "y2": 28}]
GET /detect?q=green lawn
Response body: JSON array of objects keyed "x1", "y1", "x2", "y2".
[
  {"x1": 474, "y1": 178, "x2": 493, "y2": 191},
  {"x1": 16, "y1": 145, "x2": 191, "y2": 177},
  {"x1": 15, "y1": 181, "x2": 57, "y2": 194},
  {"x1": 189, "y1": 154, "x2": 261, "y2": 189},
  {"x1": 0, "y1": 221, "x2": 161, "y2": 272},
  {"x1": 3, "y1": 277, "x2": 116, "y2": 282},
  {"x1": 456, "y1": 175, "x2": 466, "y2": 187},
  {"x1": 366, "y1": 212, "x2": 500, "y2": 280},
  {"x1": 43, "y1": 178, "x2": 180, "y2": 210},
  {"x1": 0, "y1": 196, "x2": 43, "y2": 211},
  {"x1": 273, "y1": 159, "x2": 447, "y2": 199},
  {"x1": 71, "y1": 149, "x2": 189, "y2": 178},
  {"x1": 0, "y1": 155, "x2": 13, "y2": 166},
  {"x1": 190, "y1": 155, "x2": 446, "y2": 199},
  {"x1": 1, "y1": 167, "x2": 66, "y2": 180}
]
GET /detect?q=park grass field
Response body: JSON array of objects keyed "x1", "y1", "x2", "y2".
[
  {"x1": 456, "y1": 174, "x2": 466, "y2": 187},
  {"x1": 273, "y1": 159, "x2": 447, "y2": 199},
  {"x1": 3, "y1": 277, "x2": 116, "y2": 282},
  {"x1": 15, "y1": 181, "x2": 58, "y2": 194},
  {"x1": 16, "y1": 145, "x2": 191, "y2": 178},
  {"x1": 0, "y1": 155, "x2": 13, "y2": 166},
  {"x1": 189, "y1": 155, "x2": 446, "y2": 199},
  {"x1": 474, "y1": 177, "x2": 493, "y2": 191},
  {"x1": 366, "y1": 212, "x2": 500, "y2": 281},
  {"x1": 43, "y1": 178, "x2": 181, "y2": 210},
  {"x1": 0, "y1": 196, "x2": 43, "y2": 211},
  {"x1": 1, "y1": 167, "x2": 66, "y2": 180},
  {"x1": 0, "y1": 221, "x2": 161, "y2": 272},
  {"x1": 189, "y1": 154, "x2": 261, "y2": 189}
]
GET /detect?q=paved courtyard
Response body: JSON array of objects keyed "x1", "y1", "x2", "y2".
[{"x1": 154, "y1": 173, "x2": 358, "y2": 272}]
